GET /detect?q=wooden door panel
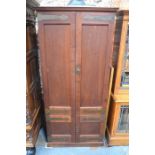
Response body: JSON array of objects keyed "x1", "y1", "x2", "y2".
[
  {"x1": 76, "y1": 12, "x2": 115, "y2": 143},
  {"x1": 46, "y1": 123, "x2": 72, "y2": 143},
  {"x1": 81, "y1": 24, "x2": 108, "y2": 107},
  {"x1": 38, "y1": 12, "x2": 76, "y2": 143},
  {"x1": 44, "y1": 24, "x2": 71, "y2": 106}
]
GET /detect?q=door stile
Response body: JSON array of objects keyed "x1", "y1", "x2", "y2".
[
  {"x1": 70, "y1": 12, "x2": 76, "y2": 143},
  {"x1": 75, "y1": 12, "x2": 82, "y2": 142}
]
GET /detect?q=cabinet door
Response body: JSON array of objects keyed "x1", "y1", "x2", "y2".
[
  {"x1": 38, "y1": 12, "x2": 76, "y2": 143},
  {"x1": 76, "y1": 12, "x2": 115, "y2": 143}
]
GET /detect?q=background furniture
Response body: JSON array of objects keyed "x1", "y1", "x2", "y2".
[
  {"x1": 106, "y1": 10, "x2": 129, "y2": 146},
  {"x1": 36, "y1": 7, "x2": 117, "y2": 146},
  {"x1": 26, "y1": 0, "x2": 42, "y2": 148}
]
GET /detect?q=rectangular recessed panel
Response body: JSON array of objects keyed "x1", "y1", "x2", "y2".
[
  {"x1": 45, "y1": 106, "x2": 71, "y2": 115},
  {"x1": 47, "y1": 123, "x2": 72, "y2": 135},
  {"x1": 38, "y1": 14, "x2": 69, "y2": 21},
  {"x1": 80, "y1": 135, "x2": 101, "y2": 142},
  {"x1": 45, "y1": 106, "x2": 71, "y2": 122},
  {"x1": 44, "y1": 24, "x2": 72, "y2": 106},
  {"x1": 83, "y1": 15, "x2": 114, "y2": 21},
  {"x1": 80, "y1": 115, "x2": 104, "y2": 122},
  {"x1": 48, "y1": 135, "x2": 71, "y2": 142},
  {"x1": 46, "y1": 115, "x2": 71, "y2": 122},
  {"x1": 81, "y1": 24, "x2": 108, "y2": 106},
  {"x1": 80, "y1": 107, "x2": 104, "y2": 115},
  {"x1": 80, "y1": 123, "x2": 100, "y2": 135},
  {"x1": 80, "y1": 107, "x2": 104, "y2": 122}
]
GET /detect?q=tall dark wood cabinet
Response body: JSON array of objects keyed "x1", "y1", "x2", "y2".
[
  {"x1": 36, "y1": 7, "x2": 117, "y2": 146},
  {"x1": 26, "y1": 0, "x2": 42, "y2": 148}
]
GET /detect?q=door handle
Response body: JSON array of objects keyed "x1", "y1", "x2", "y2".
[{"x1": 75, "y1": 65, "x2": 81, "y2": 75}]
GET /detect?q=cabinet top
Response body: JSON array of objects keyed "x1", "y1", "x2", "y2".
[{"x1": 35, "y1": 7, "x2": 118, "y2": 12}]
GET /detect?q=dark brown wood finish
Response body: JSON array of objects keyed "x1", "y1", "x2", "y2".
[
  {"x1": 37, "y1": 7, "x2": 117, "y2": 146},
  {"x1": 75, "y1": 12, "x2": 116, "y2": 144},
  {"x1": 38, "y1": 12, "x2": 76, "y2": 143},
  {"x1": 36, "y1": 7, "x2": 118, "y2": 12}
]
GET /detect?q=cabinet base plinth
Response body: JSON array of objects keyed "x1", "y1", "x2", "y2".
[
  {"x1": 47, "y1": 142, "x2": 104, "y2": 147},
  {"x1": 106, "y1": 128, "x2": 128, "y2": 146}
]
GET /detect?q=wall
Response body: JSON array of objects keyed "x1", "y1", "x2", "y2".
[{"x1": 35, "y1": 0, "x2": 129, "y2": 9}]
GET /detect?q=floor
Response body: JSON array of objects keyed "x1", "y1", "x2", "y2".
[{"x1": 35, "y1": 128, "x2": 129, "y2": 155}]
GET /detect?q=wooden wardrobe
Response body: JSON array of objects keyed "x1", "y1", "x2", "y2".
[{"x1": 36, "y1": 7, "x2": 117, "y2": 146}]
